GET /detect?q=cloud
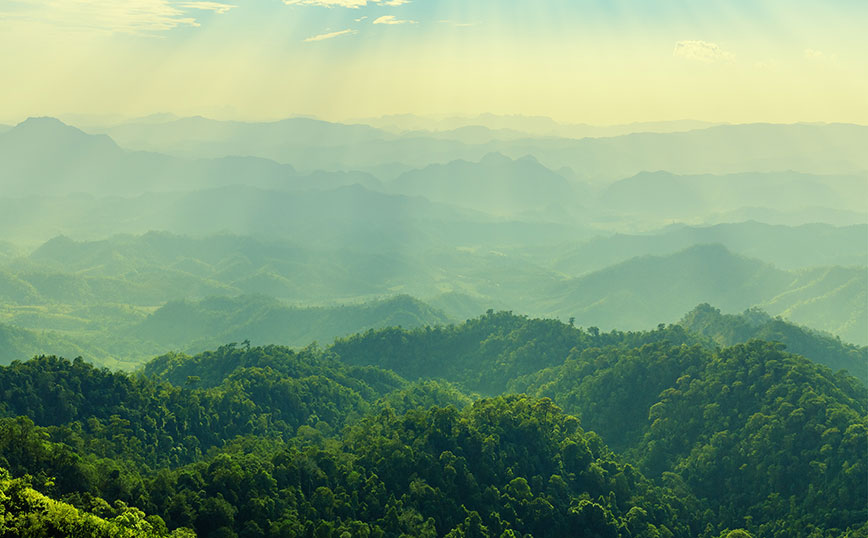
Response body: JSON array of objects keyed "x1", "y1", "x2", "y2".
[
  {"x1": 176, "y1": 2, "x2": 235, "y2": 14},
  {"x1": 0, "y1": 0, "x2": 233, "y2": 34},
  {"x1": 354, "y1": 15, "x2": 368, "y2": 21},
  {"x1": 285, "y1": 0, "x2": 398, "y2": 7},
  {"x1": 373, "y1": 15, "x2": 415, "y2": 25},
  {"x1": 285, "y1": 0, "x2": 368, "y2": 6},
  {"x1": 804, "y1": 48, "x2": 837, "y2": 62},
  {"x1": 284, "y1": 0, "x2": 408, "y2": 7},
  {"x1": 673, "y1": 40, "x2": 735, "y2": 62},
  {"x1": 304, "y1": 28, "x2": 355, "y2": 42}
]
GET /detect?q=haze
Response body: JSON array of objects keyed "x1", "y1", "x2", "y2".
[
  {"x1": 2, "y1": 0, "x2": 868, "y2": 124},
  {"x1": 0, "y1": 1, "x2": 867, "y2": 538}
]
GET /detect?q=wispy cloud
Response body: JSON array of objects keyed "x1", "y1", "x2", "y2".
[
  {"x1": 304, "y1": 28, "x2": 355, "y2": 42},
  {"x1": 0, "y1": 0, "x2": 234, "y2": 34},
  {"x1": 285, "y1": 0, "x2": 369, "y2": 6},
  {"x1": 804, "y1": 48, "x2": 837, "y2": 62},
  {"x1": 176, "y1": 2, "x2": 235, "y2": 14},
  {"x1": 373, "y1": 15, "x2": 415, "y2": 25},
  {"x1": 284, "y1": 0, "x2": 407, "y2": 7},
  {"x1": 673, "y1": 40, "x2": 735, "y2": 62}
]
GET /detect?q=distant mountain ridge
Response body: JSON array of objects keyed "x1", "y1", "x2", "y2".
[
  {"x1": 518, "y1": 122, "x2": 868, "y2": 179},
  {"x1": 601, "y1": 170, "x2": 868, "y2": 216},
  {"x1": 386, "y1": 152, "x2": 587, "y2": 215},
  {"x1": 0, "y1": 117, "x2": 384, "y2": 197},
  {"x1": 545, "y1": 244, "x2": 791, "y2": 326},
  {"x1": 552, "y1": 221, "x2": 868, "y2": 273},
  {"x1": 357, "y1": 113, "x2": 719, "y2": 138},
  {"x1": 80, "y1": 116, "x2": 868, "y2": 179},
  {"x1": 543, "y1": 244, "x2": 867, "y2": 344},
  {"x1": 101, "y1": 115, "x2": 390, "y2": 158},
  {"x1": 2, "y1": 117, "x2": 865, "y2": 242}
]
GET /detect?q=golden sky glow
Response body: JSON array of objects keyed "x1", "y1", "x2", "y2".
[{"x1": 1, "y1": 0, "x2": 866, "y2": 125}]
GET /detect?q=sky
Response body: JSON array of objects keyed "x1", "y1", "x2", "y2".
[{"x1": 1, "y1": 0, "x2": 867, "y2": 125}]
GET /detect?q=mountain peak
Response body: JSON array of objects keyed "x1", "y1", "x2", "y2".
[
  {"x1": 479, "y1": 152, "x2": 512, "y2": 165},
  {"x1": 515, "y1": 154, "x2": 542, "y2": 165},
  {"x1": 17, "y1": 116, "x2": 69, "y2": 129},
  {"x1": 2, "y1": 116, "x2": 120, "y2": 153}
]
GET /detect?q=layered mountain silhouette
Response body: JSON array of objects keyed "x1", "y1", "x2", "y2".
[
  {"x1": 386, "y1": 152, "x2": 588, "y2": 215},
  {"x1": 552, "y1": 221, "x2": 868, "y2": 273},
  {"x1": 600, "y1": 170, "x2": 867, "y2": 216},
  {"x1": 544, "y1": 244, "x2": 867, "y2": 343},
  {"x1": 0, "y1": 117, "x2": 383, "y2": 196},
  {"x1": 82, "y1": 116, "x2": 868, "y2": 177}
]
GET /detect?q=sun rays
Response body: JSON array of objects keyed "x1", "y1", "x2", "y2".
[{"x1": 0, "y1": 0, "x2": 865, "y2": 124}]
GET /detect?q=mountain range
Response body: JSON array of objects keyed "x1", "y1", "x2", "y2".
[
  {"x1": 87, "y1": 116, "x2": 868, "y2": 180},
  {"x1": 2, "y1": 117, "x2": 865, "y2": 244}
]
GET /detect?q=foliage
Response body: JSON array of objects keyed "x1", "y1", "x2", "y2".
[
  {"x1": 0, "y1": 349, "x2": 400, "y2": 469},
  {"x1": 0, "y1": 468, "x2": 193, "y2": 537},
  {"x1": 523, "y1": 339, "x2": 868, "y2": 536},
  {"x1": 331, "y1": 309, "x2": 699, "y2": 394},
  {"x1": 681, "y1": 304, "x2": 867, "y2": 383},
  {"x1": 0, "y1": 313, "x2": 865, "y2": 537}
]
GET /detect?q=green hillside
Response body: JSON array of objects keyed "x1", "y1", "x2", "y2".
[
  {"x1": 680, "y1": 304, "x2": 867, "y2": 382},
  {"x1": 761, "y1": 266, "x2": 868, "y2": 345},
  {"x1": 545, "y1": 244, "x2": 794, "y2": 329},
  {"x1": 133, "y1": 294, "x2": 451, "y2": 353},
  {"x1": 0, "y1": 322, "x2": 124, "y2": 368},
  {"x1": 0, "y1": 316, "x2": 864, "y2": 537}
]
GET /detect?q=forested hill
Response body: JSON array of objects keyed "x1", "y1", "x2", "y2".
[
  {"x1": 680, "y1": 304, "x2": 867, "y2": 383},
  {"x1": 0, "y1": 311, "x2": 865, "y2": 537},
  {"x1": 0, "y1": 469, "x2": 193, "y2": 538},
  {"x1": 331, "y1": 310, "x2": 706, "y2": 394},
  {"x1": 0, "y1": 350, "x2": 698, "y2": 538},
  {"x1": 332, "y1": 308, "x2": 866, "y2": 391},
  {"x1": 521, "y1": 340, "x2": 867, "y2": 535}
]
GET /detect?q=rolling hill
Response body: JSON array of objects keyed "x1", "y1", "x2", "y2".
[
  {"x1": 131, "y1": 294, "x2": 451, "y2": 353},
  {"x1": 550, "y1": 222, "x2": 868, "y2": 274},
  {"x1": 599, "y1": 170, "x2": 867, "y2": 218},
  {"x1": 543, "y1": 244, "x2": 867, "y2": 344},
  {"x1": 544, "y1": 244, "x2": 794, "y2": 328}
]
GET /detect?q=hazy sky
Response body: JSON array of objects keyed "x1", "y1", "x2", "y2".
[{"x1": 1, "y1": 0, "x2": 866, "y2": 125}]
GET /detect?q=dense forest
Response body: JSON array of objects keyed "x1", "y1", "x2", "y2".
[
  {"x1": 4, "y1": 2, "x2": 868, "y2": 536},
  {"x1": 0, "y1": 311, "x2": 864, "y2": 537}
]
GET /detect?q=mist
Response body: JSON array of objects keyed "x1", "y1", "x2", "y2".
[{"x1": 1, "y1": 1, "x2": 866, "y2": 537}]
